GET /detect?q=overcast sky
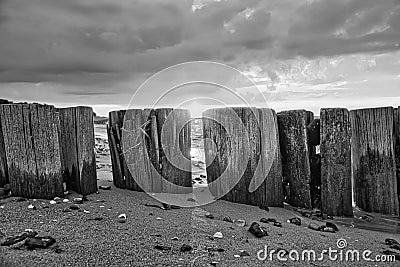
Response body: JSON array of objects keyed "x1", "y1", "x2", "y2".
[{"x1": 0, "y1": 0, "x2": 399, "y2": 116}]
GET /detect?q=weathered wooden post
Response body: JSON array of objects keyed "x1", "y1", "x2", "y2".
[
  {"x1": 0, "y1": 116, "x2": 8, "y2": 187},
  {"x1": 320, "y1": 108, "x2": 353, "y2": 216},
  {"x1": 0, "y1": 104, "x2": 64, "y2": 199},
  {"x1": 203, "y1": 107, "x2": 283, "y2": 207},
  {"x1": 156, "y1": 108, "x2": 192, "y2": 193},
  {"x1": 350, "y1": 107, "x2": 399, "y2": 215},
  {"x1": 58, "y1": 106, "x2": 98, "y2": 196},
  {"x1": 108, "y1": 110, "x2": 127, "y2": 189},
  {"x1": 277, "y1": 110, "x2": 313, "y2": 209},
  {"x1": 395, "y1": 107, "x2": 400, "y2": 208}
]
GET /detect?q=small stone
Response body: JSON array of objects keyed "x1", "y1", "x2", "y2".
[
  {"x1": 239, "y1": 250, "x2": 250, "y2": 257},
  {"x1": 287, "y1": 217, "x2": 301, "y2": 226},
  {"x1": 52, "y1": 219, "x2": 57, "y2": 222},
  {"x1": 210, "y1": 261, "x2": 219, "y2": 266},
  {"x1": 205, "y1": 213, "x2": 214, "y2": 219},
  {"x1": 223, "y1": 216, "x2": 233, "y2": 223},
  {"x1": 260, "y1": 218, "x2": 276, "y2": 223},
  {"x1": 83, "y1": 210, "x2": 90, "y2": 214},
  {"x1": 259, "y1": 205, "x2": 269, "y2": 212},
  {"x1": 42, "y1": 205, "x2": 49, "y2": 209},
  {"x1": 248, "y1": 222, "x2": 268, "y2": 238},
  {"x1": 69, "y1": 204, "x2": 80, "y2": 210},
  {"x1": 180, "y1": 244, "x2": 193, "y2": 252},
  {"x1": 49, "y1": 200, "x2": 57, "y2": 205},
  {"x1": 156, "y1": 217, "x2": 162, "y2": 220},
  {"x1": 64, "y1": 191, "x2": 70, "y2": 196},
  {"x1": 118, "y1": 214, "x2": 126, "y2": 223},
  {"x1": 235, "y1": 219, "x2": 246, "y2": 227},
  {"x1": 213, "y1": 232, "x2": 223, "y2": 239},
  {"x1": 25, "y1": 236, "x2": 56, "y2": 250},
  {"x1": 154, "y1": 245, "x2": 171, "y2": 251},
  {"x1": 53, "y1": 197, "x2": 61, "y2": 201},
  {"x1": 322, "y1": 227, "x2": 336, "y2": 233},
  {"x1": 28, "y1": 204, "x2": 36, "y2": 210},
  {"x1": 99, "y1": 185, "x2": 111, "y2": 190},
  {"x1": 326, "y1": 222, "x2": 339, "y2": 232},
  {"x1": 273, "y1": 222, "x2": 282, "y2": 228},
  {"x1": 171, "y1": 237, "x2": 179, "y2": 241},
  {"x1": 62, "y1": 199, "x2": 69, "y2": 203},
  {"x1": 233, "y1": 255, "x2": 240, "y2": 258},
  {"x1": 308, "y1": 223, "x2": 321, "y2": 231},
  {"x1": 385, "y1": 238, "x2": 400, "y2": 246}
]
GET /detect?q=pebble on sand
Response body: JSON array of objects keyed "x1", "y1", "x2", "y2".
[
  {"x1": 235, "y1": 219, "x2": 247, "y2": 227},
  {"x1": 213, "y1": 232, "x2": 223, "y2": 239},
  {"x1": 118, "y1": 214, "x2": 127, "y2": 223}
]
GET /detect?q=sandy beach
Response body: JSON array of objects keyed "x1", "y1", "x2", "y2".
[{"x1": 1, "y1": 123, "x2": 399, "y2": 267}]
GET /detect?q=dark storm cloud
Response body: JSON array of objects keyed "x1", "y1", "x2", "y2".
[{"x1": 0, "y1": 0, "x2": 399, "y2": 87}]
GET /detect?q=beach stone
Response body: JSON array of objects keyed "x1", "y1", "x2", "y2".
[
  {"x1": 27, "y1": 204, "x2": 36, "y2": 210},
  {"x1": 69, "y1": 204, "x2": 80, "y2": 210},
  {"x1": 171, "y1": 237, "x2": 179, "y2": 241},
  {"x1": 248, "y1": 222, "x2": 268, "y2": 238},
  {"x1": 205, "y1": 213, "x2": 214, "y2": 219},
  {"x1": 326, "y1": 222, "x2": 339, "y2": 232},
  {"x1": 62, "y1": 199, "x2": 69, "y2": 203},
  {"x1": 1, "y1": 230, "x2": 38, "y2": 246},
  {"x1": 322, "y1": 227, "x2": 336, "y2": 233},
  {"x1": 210, "y1": 261, "x2": 219, "y2": 266},
  {"x1": 213, "y1": 232, "x2": 223, "y2": 239},
  {"x1": 273, "y1": 222, "x2": 282, "y2": 228},
  {"x1": 308, "y1": 223, "x2": 321, "y2": 231},
  {"x1": 239, "y1": 250, "x2": 250, "y2": 257},
  {"x1": 25, "y1": 236, "x2": 56, "y2": 250},
  {"x1": 53, "y1": 197, "x2": 61, "y2": 201},
  {"x1": 385, "y1": 239, "x2": 399, "y2": 246},
  {"x1": 223, "y1": 216, "x2": 233, "y2": 223},
  {"x1": 287, "y1": 217, "x2": 301, "y2": 226},
  {"x1": 180, "y1": 244, "x2": 193, "y2": 252},
  {"x1": 99, "y1": 185, "x2": 111, "y2": 190},
  {"x1": 118, "y1": 214, "x2": 127, "y2": 223},
  {"x1": 49, "y1": 200, "x2": 57, "y2": 205},
  {"x1": 260, "y1": 218, "x2": 276, "y2": 223},
  {"x1": 154, "y1": 245, "x2": 171, "y2": 251},
  {"x1": 235, "y1": 219, "x2": 246, "y2": 227},
  {"x1": 259, "y1": 205, "x2": 270, "y2": 212},
  {"x1": 73, "y1": 198, "x2": 83, "y2": 204}
]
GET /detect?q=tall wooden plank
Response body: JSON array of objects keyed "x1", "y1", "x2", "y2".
[
  {"x1": 156, "y1": 108, "x2": 192, "y2": 194},
  {"x1": 0, "y1": 104, "x2": 63, "y2": 199},
  {"x1": 277, "y1": 110, "x2": 313, "y2": 208},
  {"x1": 75, "y1": 107, "x2": 98, "y2": 195},
  {"x1": 203, "y1": 108, "x2": 283, "y2": 207},
  {"x1": 320, "y1": 108, "x2": 353, "y2": 217},
  {"x1": 395, "y1": 107, "x2": 400, "y2": 208},
  {"x1": 122, "y1": 109, "x2": 146, "y2": 192},
  {"x1": 350, "y1": 107, "x2": 399, "y2": 215},
  {"x1": 108, "y1": 110, "x2": 126, "y2": 189},
  {"x1": 0, "y1": 108, "x2": 8, "y2": 187},
  {"x1": 58, "y1": 108, "x2": 79, "y2": 191}
]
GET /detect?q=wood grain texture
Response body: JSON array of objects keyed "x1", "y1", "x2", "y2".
[
  {"x1": 75, "y1": 107, "x2": 97, "y2": 195},
  {"x1": 350, "y1": 107, "x2": 399, "y2": 215},
  {"x1": 156, "y1": 108, "x2": 192, "y2": 194},
  {"x1": 108, "y1": 110, "x2": 126, "y2": 189},
  {"x1": 277, "y1": 110, "x2": 313, "y2": 208},
  {"x1": 395, "y1": 107, "x2": 400, "y2": 207},
  {"x1": 0, "y1": 108, "x2": 8, "y2": 187},
  {"x1": 320, "y1": 108, "x2": 353, "y2": 216},
  {"x1": 0, "y1": 104, "x2": 63, "y2": 199},
  {"x1": 203, "y1": 108, "x2": 283, "y2": 207}
]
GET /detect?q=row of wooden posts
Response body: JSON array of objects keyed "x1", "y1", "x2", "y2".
[
  {"x1": 108, "y1": 106, "x2": 400, "y2": 217},
  {"x1": 0, "y1": 104, "x2": 97, "y2": 199}
]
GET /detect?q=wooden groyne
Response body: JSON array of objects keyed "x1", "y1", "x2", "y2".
[
  {"x1": 0, "y1": 104, "x2": 97, "y2": 199},
  {"x1": 108, "y1": 108, "x2": 192, "y2": 193}
]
